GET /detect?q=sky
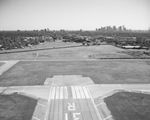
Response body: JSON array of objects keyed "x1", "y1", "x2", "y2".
[{"x1": 0, "y1": 0, "x2": 150, "y2": 30}]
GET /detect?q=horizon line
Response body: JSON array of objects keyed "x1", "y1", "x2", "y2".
[{"x1": 0, "y1": 29, "x2": 149, "y2": 31}]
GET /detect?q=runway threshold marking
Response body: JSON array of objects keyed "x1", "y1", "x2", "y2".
[{"x1": 47, "y1": 86, "x2": 101, "y2": 120}]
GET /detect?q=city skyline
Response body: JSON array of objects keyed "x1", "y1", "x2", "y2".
[{"x1": 0, "y1": 0, "x2": 150, "y2": 30}]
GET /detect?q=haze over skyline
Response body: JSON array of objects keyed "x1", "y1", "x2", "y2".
[{"x1": 0, "y1": 0, "x2": 150, "y2": 30}]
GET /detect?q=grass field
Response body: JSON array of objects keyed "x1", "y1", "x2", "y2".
[
  {"x1": 0, "y1": 60, "x2": 150, "y2": 86},
  {"x1": 0, "y1": 93, "x2": 37, "y2": 120},
  {"x1": 0, "y1": 62, "x2": 5, "y2": 67},
  {"x1": 105, "y1": 92, "x2": 150, "y2": 120},
  {"x1": 0, "y1": 44, "x2": 150, "y2": 120},
  {"x1": 0, "y1": 45, "x2": 129, "y2": 60},
  {"x1": 0, "y1": 41, "x2": 81, "y2": 54}
]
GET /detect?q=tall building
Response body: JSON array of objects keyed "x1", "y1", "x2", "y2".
[
  {"x1": 122, "y1": 25, "x2": 125, "y2": 31},
  {"x1": 118, "y1": 26, "x2": 122, "y2": 31},
  {"x1": 96, "y1": 25, "x2": 128, "y2": 32},
  {"x1": 113, "y1": 26, "x2": 117, "y2": 31}
]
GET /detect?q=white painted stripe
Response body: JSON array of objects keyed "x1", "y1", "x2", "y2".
[
  {"x1": 104, "y1": 115, "x2": 112, "y2": 120},
  {"x1": 82, "y1": 86, "x2": 90, "y2": 98},
  {"x1": 96, "y1": 102, "x2": 105, "y2": 106},
  {"x1": 64, "y1": 86, "x2": 68, "y2": 99},
  {"x1": 32, "y1": 116, "x2": 40, "y2": 120},
  {"x1": 60, "y1": 87, "x2": 63, "y2": 99},
  {"x1": 71, "y1": 86, "x2": 76, "y2": 99},
  {"x1": 38, "y1": 103, "x2": 47, "y2": 108},
  {"x1": 44, "y1": 86, "x2": 53, "y2": 120},
  {"x1": 79, "y1": 86, "x2": 85, "y2": 99},
  {"x1": 55, "y1": 87, "x2": 59, "y2": 99},
  {"x1": 86, "y1": 87, "x2": 103, "y2": 120},
  {"x1": 65, "y1": 113, "x2": 68, "y2": 120},
  {"x1": 51, "y1": 87, "x2": 56, "y2": 99},
  {"x1": 75, "y1": 86, "x2": 81, "y2": 99}
]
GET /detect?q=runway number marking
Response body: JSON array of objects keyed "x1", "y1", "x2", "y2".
[
  {"x1": 65, "y1": 102, "x2": 81, "y2": 120},
  {"x1": 73, "y1": 113, "x2": 81, "y2": 120},
  {"x1": 68, "y1": 103, "x2": 76, "y2": 111}
]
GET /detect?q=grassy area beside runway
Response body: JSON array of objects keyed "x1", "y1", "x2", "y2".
[
  {"x1": 104, "y1": 92, "x2": 150, "y2": 120},
  {"x1": 0, "y1": 45, "x2": 129, "y2": 60},
  {"x1": 0, "y1": 62, "x2": 5, "y2": 67},
  {"x1": 0, "y1": 93, "x2": 37, "y2": 120},
  {"x1": 0, "y1": 60, "x2": 150, "y2": 86},
  {"x1": 0, "y1": 41, "x2": 81, "y2": 54}
]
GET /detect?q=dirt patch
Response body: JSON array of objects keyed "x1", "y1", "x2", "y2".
[
  {"x1": 88, "y1": 53, "x2": 130, "y2": 59},
  {"x1": 104, "y1": 92, "x2": 150, "y2": 120},
  {"x1": 0, "y1": 93, "x2": 37, "y2": 120}
]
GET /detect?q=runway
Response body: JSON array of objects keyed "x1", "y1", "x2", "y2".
[
  {"x1": 44, "y1": 86, "x2": 102, "y2": 120},
  {"x1": 1, "y1": 74, "x2": 150, "y2": 120}
]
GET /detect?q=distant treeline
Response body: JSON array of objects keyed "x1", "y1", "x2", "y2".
[{"x1": 0, "y1": 30, "x2": 150, "y2": 50}]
